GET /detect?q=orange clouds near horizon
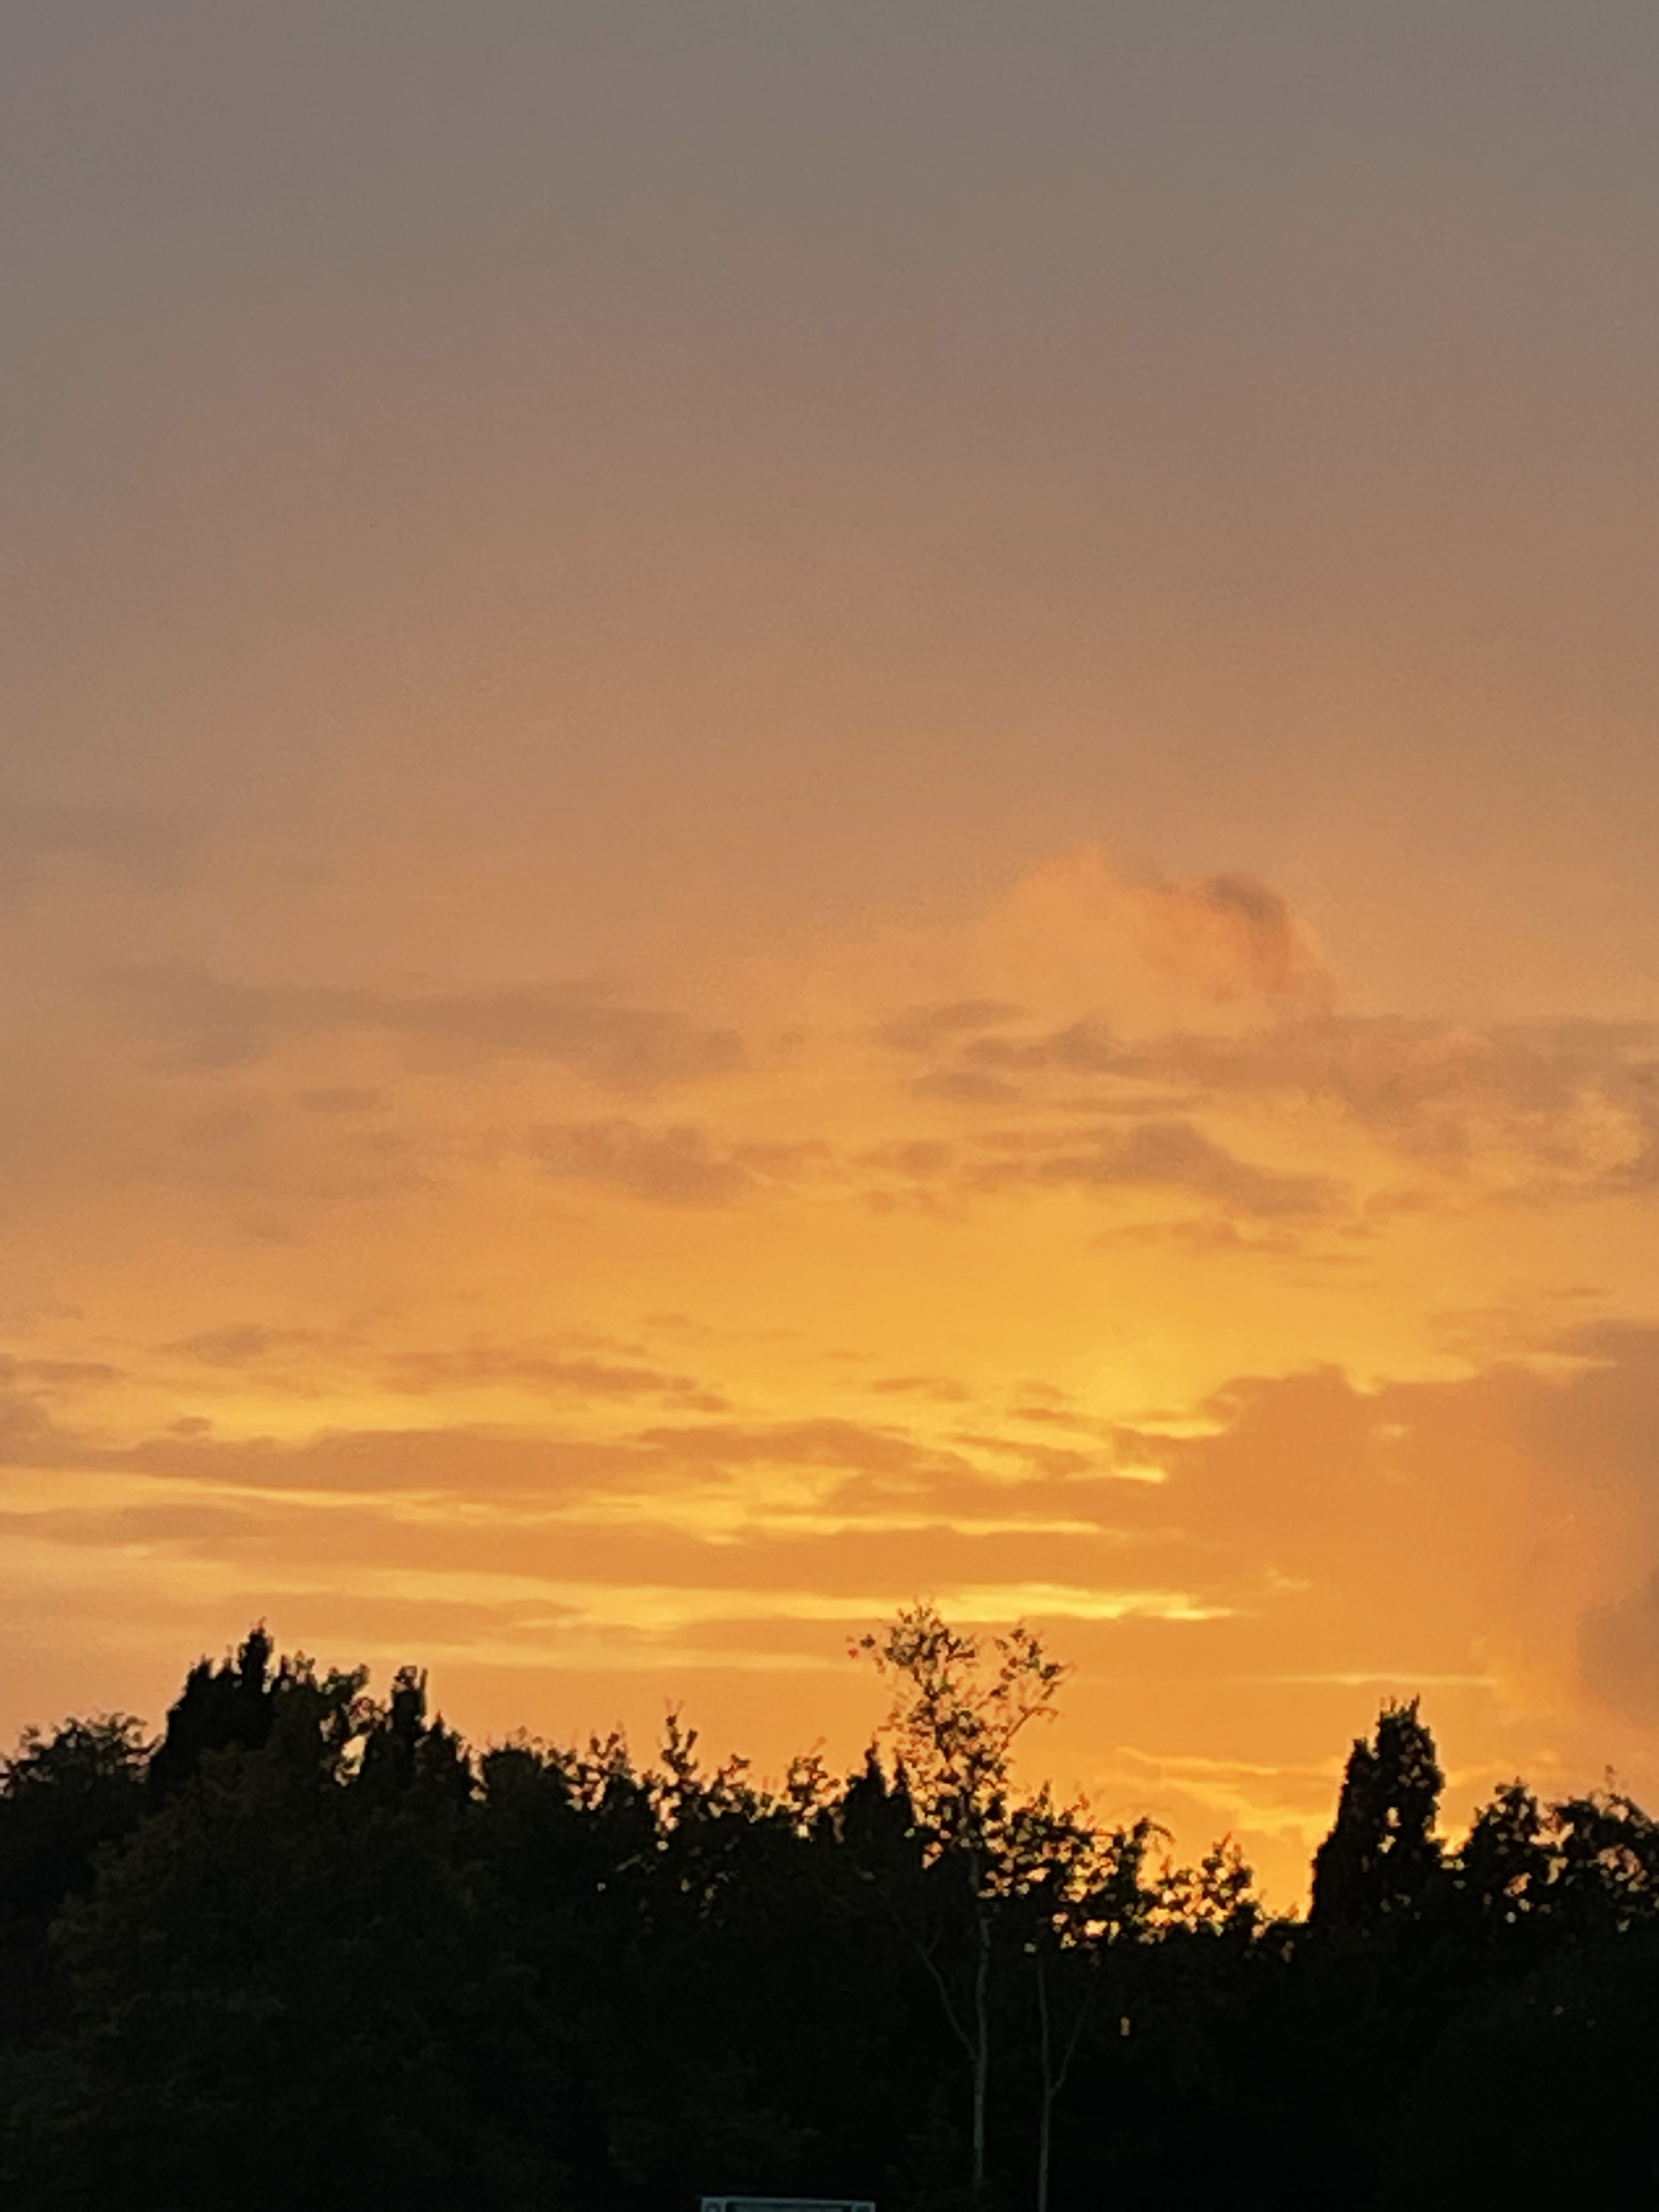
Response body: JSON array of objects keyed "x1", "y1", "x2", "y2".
[
  {"x1": 5, "y1": 843, "x2": 1658, "y2": 1904},
  {"x1": 5, "y1": 4, "x2": 1657, "y2": 1909}
]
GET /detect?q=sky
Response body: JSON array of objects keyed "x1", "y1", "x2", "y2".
[{"x1": 4, "y1": 0, "x2": 1658, "y2": 1904}]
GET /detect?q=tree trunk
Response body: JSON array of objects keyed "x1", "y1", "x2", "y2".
[
  {"x1": 971, "y1": 1900, "x2": 991, "y2": 2189},
  {"x1": 1035, "y1": 1949, "x2": 1055, "y2": 2212}
]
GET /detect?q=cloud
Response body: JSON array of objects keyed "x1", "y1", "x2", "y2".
[
  {"x1": 0, "y1": 1474, "x2": 1217, "y2": 1653},
  {"x1": 163, "y1": 1325, "x2": 337, "y2": 1368},
  {"x1": 377, "y1": 1345, "x2": 727, "y2": 1412},
  {"x1": 880, "y1": 999, "x2": 1659, "y2": 1208},
  {"x1": 150, "y1": 1320, "x2": 732, "y2": 1412},
  {"x1": 151, "y1": 1323, "x2": 728, "y2": 1410},
  {"x1": 1121, "y1": 871, "x2": 1324, "y2": 1006},
  {"x1": 855, "y1": 1141, "x2": 953, "y2": 1177},
  {"x1": 94, "y1": 964, "x2": 746, "y2": 1090},
  {"x1": 877, "y1": 1000, "x2": 1026, "y2": 1053},
  {"x1": 0, "y1": 1386, "x2": 64, "y2": 1465},
  {"x1": 1122, "y1": 1016, "x2": 1659, "y2": 1188},
  {"x1": 964, "y1": 1019, "x2": 1120, "y2": 1075},
  {"x1": 968, "y1": 1118, "x2": 1343, "y2": 1220},
  {"x1": 867, "y1": 1375, "x2": 975, "y2": 1403},
  {"x1": 1106, "y1": 1329, "x2": 1659, "y2": 1744},
  {"x1": 8, "y1": 1322, "x2": 1659, "y2": 1887},
  {"x1": 1093, "y1": 1215, "x2": 1338, "y2": 1260},
  {"x1": 630, "y1": 1416, "x2": 978, "y2": 1485},
  {"x1": 944, "y1": 1426, "x2": 1098, "y2": 1480},
  {"x1": 844, "y1": 1110, "x2": 1341, "y2": 1229},
  {"x1": 119, "y1": 1424, "x2": 639, "y2": 1499},
  {"x1": 911, "y1": 1068, "x2": 1024, "y2": 1105},
  {"x1": 984, "y1": 849, "x2": 1330, "y2": 1014},
  {"x1": 529, "y1": 1120, "x2": 825, "y2": 1206},
  {"x1": 851, "y1": 852, "x2": 1656, "y2": 1211},
  {"x1": 0, "y1": 1356, "x2": 124, "y2": 1392},
  {"x1": 2, "y1": 1384, "x2": 1131, "y2": 1529},
  {"x1": 296, "y1": 1087, "x2": 394, "y2": 1116}
]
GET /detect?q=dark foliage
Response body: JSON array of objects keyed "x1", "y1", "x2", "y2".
[{"x1": 2, "y1": 1620, "x2": 1655, "y2": 2210}]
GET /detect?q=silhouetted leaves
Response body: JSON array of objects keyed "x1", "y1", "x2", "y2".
[{"x1": 2, "y1": 1623, "x2": 1655, "y2": 2210}]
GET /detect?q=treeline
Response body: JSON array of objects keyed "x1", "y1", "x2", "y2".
[{"x1": 1, "y1": 1609, "x2": 1656, "y2": 2209}]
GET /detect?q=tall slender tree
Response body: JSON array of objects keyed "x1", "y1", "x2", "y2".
[{"x1": 857, "y1": 1601, "x2": 1071, "y2": 2196}]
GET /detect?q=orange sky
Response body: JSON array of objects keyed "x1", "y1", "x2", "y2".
[{"x1": 5, "y1": 2, "x2": 1658, "y2": 1904}]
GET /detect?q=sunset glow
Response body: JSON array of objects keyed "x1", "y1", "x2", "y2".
[{"x1": 5, "y1": 1, "x2": 1658, "y2": 1908}]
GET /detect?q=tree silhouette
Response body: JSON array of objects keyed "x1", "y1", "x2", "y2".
[
  {"x1": 1024, "y1": 1805, "x2": 1165, "y2": 2212},
  {"x1": 857, "y1": 1601, "x2": 1072, "y2": 2197},
  {"x1": 147, "y1": 1624, "x2": 282, "y2": 1801},
  {"x1": 5, "y1": 1620, "x2": 1656, "y2": 2210},
  {"x1": 0, "y1": 1713, "x2": 149, "y2": 2050},
  {"x1": 1310, "y1": 1697, "x2": 1444, "y2": 1933}
]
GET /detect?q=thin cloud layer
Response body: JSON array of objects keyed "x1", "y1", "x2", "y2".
[
  {"x1": 879, "y1": 1011, "x2": 1659, "y2": 1206},
  {"x1": 528, "y1": 1121, "x2": 825, "y2": 1207},
  {"x1": 964, "y1": 1118, "x2": 1343, "y2": 1220},
  {"x1": 6, "y1": 1321, "x2": 1658, "y2": 1898},
  {"x1": 1124, "y1": 1017, "x2": 1659, "y2": 1188},
  {"x1": 95, "y1": 964, "x2": 747, "y2": 1090}
]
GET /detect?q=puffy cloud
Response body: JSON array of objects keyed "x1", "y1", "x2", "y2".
[
  {"x1": 1113, "y1": 1329, "x2": 1659, "y2": 1736},
  {"x1": 980, "y1": 848, "x2": 1330, "y2": 1017},
  {"x1": 1118, "y1": 870, "x2": 1328, "y2": 1006}
]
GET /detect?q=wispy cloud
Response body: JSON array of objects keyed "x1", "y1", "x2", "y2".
[
  {"x1": 528, "y1": 1121, "x2": 827, "y2": 1205},
  {"x1": 94, "y1": 964, "x2": 747, "y2": 1091},
  {"x1": 876, "y1": 999, "x2": 1026, "y2": 1053},
  {"x1": 378, "y1": 1344, "x2": 728, "y2": 1412},
  {"x1": 965, "y1": 1118, "x2": 1344, "y2": 1220},
  {"x1": 879, "y1": 1004, "x2": 1659, "y2": 1206}
]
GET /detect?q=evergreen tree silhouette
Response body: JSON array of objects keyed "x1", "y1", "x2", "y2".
[{"x1": 1310, "y1": 1698, "x2": 1444, "y2": 1932}]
